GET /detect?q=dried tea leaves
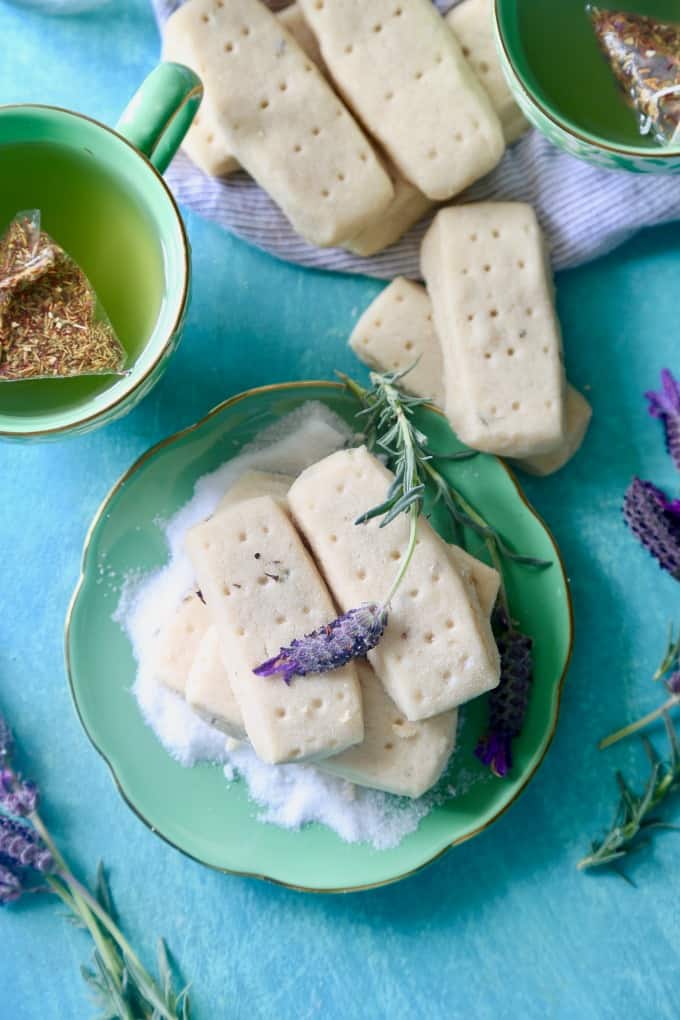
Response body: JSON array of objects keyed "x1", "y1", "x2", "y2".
[
  {"x1": 0, "y1": 210, "x2": 126, "y2": 381},
  {"x1": 588, "y1": 6, "x2": 680, "y2": 145}
]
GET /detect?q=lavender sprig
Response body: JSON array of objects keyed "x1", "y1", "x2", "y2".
[
  {"x1": 254, "y1": 604, "x2": 388, "y2": 684},
  {"x1": 623, "y1": 478, "x2": 680, "y2": 580},
  {"x1": 0, "y1": 709, "x2": 190, "y2": 1019},
  {"x1": 646, "y1": 368, "x2": 680, "y2": 471},
  {"x1": 475, "y1": 609, "x2": 533, "y2": 777}
]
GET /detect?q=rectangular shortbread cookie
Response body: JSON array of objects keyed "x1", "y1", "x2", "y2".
[
  {"x1": 343, "y1": 162, "x2": 433, "y2": 256},
  {"x1": 152, "y1": 592, "x2": 210, "y2": 696},
  {"x1": 218, "y1": 470, "x2": 292, "y2": 512},
  {"x1": 299, "y1": 0, "x2": 505, "y2": 200},
  {"x1": 421, "y1": 203, "x2": 566, "y2": 458},
  {"x1": 446, "y1": 0, "x2": 529, "y2": 144},
  {"x1": 449, "y1": 547, "x2": 499, "y2": 618},
  {"x1": 288, "y1": 447, "x2": 500, "y2": 721},
  {"x1": 186, "y1": 495, "x2": 363, "y2": 763},
  {"x1": 515, "y1": 385, "x2": 592, "y2": 476},
  {"x1": 319, "y1": 662, "x2": 458, "y2": 798},
  {"x1": 164, "y1": 0, "x2": 393, "y2": 246},
  {"x1": 162, "y1": 29, "x2": 240, "y2": 178},
  {"x1": 186, "y1": 626, "x2": 247, "y2": 739},
  {"x1": 349, "y1": 277, "x2": 444, "y2": 404},
  {"x1": 166, "y1": 3, "x2": 326, "y2": 179}
]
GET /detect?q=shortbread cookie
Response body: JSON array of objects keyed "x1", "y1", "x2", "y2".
[
  {"x1": 218, "y1": 470, "x2": 292, "y2": 512},
  {"x1": 152, "y1": 593, "x2": 209, "y2": 696},
  {"x1": 288, "y1": 447, "x2": 500, "y2": 721},
  {"x1": 299, "y1": 0, "x2": 504, "y2": 200},
  {"x1": 421, "y1": 203, "x2": 566, "y2": 458},
  {"x1": 446, "y1": 0, "x2": 529, "y2": 143},
  {"x1": 162, "y1": 28, "x2": 240, "y2": 178},
  {"x1": 349, "y1": 277, "x2": 444, "y2": 404},
  {"x1": 164, "y1": 0, "x2": 393, "y2": 246},
  {"x1": 515, "y1": 386, "x2": 592, "y2": 476},
  {"x1": 319, "y1": 662, "x2": 458, "y2": 797},
  {"x1": 343, "y1": 164, "x2": 433, "y2": 256},
  {"x1": 186, "y1": 495, "x2": 363, "y2": 763},
  {"x1": 186, "y1": 626, "x2": 247, "y2": 739}
]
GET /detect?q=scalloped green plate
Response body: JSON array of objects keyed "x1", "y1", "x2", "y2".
[{"x1": 65, "y1": 382, "x2": 573, "y2": 892}]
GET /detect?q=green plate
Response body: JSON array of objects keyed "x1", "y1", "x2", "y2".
[{"x1": 65, "y1": 382, "x2": 573, "y2": 893}]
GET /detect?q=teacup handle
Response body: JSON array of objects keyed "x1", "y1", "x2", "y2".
[{"x1": 116, "y1": 62, "x2": 203, "y2": 174}]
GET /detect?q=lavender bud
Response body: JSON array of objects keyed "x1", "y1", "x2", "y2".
[
  {"x1": 0, "y1": 817, "x2": 53, "y2": 873},
  {"x1": 253, "y1": 603, "x2": 388, "y2": 684},
  {"x1": 666, "y1": 670, "x2": 680, "y2": 695},
  {"x1": 623, "y1": 478, "x2": 680, "y2": 580},
  {"x1": 475, "y1": 608, "x2": 533, "y2": 778},
  {"x1": 646, "y1": 369, "x2": 680, "y2": 471},
  {"x1": 0, "y1": 860, "x2": 23, "y2": 905},
  {"x1": 2, "y1": 780, "x2": 39, "y2": 818}
]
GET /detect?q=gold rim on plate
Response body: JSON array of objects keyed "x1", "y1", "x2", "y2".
[{"x1": 64, "y1": 381, "x2": 574, "y2": 894}]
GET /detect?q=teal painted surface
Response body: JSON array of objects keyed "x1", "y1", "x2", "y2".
[{"x1": 0, "y1": 3, "x2": 679, "y2": 1018}]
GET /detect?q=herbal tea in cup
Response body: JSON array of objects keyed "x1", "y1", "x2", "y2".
[{"x1": 0, "y1": 62, "x2": 201, "y2": 440}]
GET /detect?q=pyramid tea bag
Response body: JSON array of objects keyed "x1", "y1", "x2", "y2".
[
  {"x1": 0, "y1": 210, "x2": 127, "y2": 381},
  {"x1": 588, "y1": 6, "x2": 680, "y2": 146}
]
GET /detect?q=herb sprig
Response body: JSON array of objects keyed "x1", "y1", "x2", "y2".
[
  {"x1": 0, "y1": 710, "x2": 190, "y2": 1019},
  {"x1": 341, "y1": 368, "x2": 547, "y2": 777},
  {"x1": 341, "y1": 368, "x2": 551, "y2": 613},
  {"x1": 578, "y1": 715, "x2": 680, "y2": 877}
]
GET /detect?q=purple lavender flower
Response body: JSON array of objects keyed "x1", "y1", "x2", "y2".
[
  {"x1": 0, "y1": 770, "x2": 38, "y2": 817},
  {"x1": 476, "y1": 609, "x2": 533, "y2": 778},
  {"x1": 0, "y1": 859, "x2": 23, "y2": 905},
  {"x1": 253, "y1": 603, "x2": 388, "y2": 685},
  {"x1": 646, "y1": 369, "x2": 680, "y2": 471},
  {"x1": 623, "y1": 478, "x2": 680, "y2": 580},
  {"x1": 0, "y1": 816, "x2": 53, "y2": 873},
  {"x1": 666, "y1": 670, "x2": 680, "y2": 695}
]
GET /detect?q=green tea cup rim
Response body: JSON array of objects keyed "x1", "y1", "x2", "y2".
[
  {"x1": 0, "y1": 102, "x2": 191, "y2": 439},
  {"x1": 493, "y1": 0, "x2": 680, "y2": 160}
]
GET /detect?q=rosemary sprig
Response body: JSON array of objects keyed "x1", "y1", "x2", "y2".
[
  {"x1": 341, "y1": 368, "x2": 551, "y2": 612},
  {"x1": 578, "y1": 715, "x2": 680, "y2": 876},
  {"x1": 599, "y1": 622, "x2": 680, "y2": 750}
]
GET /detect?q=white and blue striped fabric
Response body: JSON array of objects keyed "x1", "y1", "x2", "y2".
[{"x1": 151, "y1": 0, "x2": 680, "y2": 278}]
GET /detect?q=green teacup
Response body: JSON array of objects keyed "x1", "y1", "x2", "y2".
[
  {"x1": 495, "y1": 0, "x2": 680, "y2": 173},
  {"x1": 0, "y1": 62, "x2": 202, "y2": 440}
]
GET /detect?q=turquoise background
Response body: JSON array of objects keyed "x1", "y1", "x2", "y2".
[{"x1": 1, "y1": 2, "x2": 679, "y2": 1017}]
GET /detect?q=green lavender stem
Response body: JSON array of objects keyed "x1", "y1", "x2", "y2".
[
  {"x1": 599, "y1": 694, "x2": 680, "y2": 750},
  {"x1": 31, "y1": 811, "x2": 176, "y2": 1020}
]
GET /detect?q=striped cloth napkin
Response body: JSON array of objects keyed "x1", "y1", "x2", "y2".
[{"x1": 151, "y1": 0, "x2": 680, "y2": 278}]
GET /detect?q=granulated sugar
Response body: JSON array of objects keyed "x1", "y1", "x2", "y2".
[{"x1": 116, "y1": 403, "x2": 437, "y2": 849}]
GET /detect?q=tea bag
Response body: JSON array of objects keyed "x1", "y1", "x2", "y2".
[
  {"x1": 0, "y1": 210, "x2": 126, "y2": 381},
  {"x1": 588, "y1": 6, "x2": 680, "y2": 146}
]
